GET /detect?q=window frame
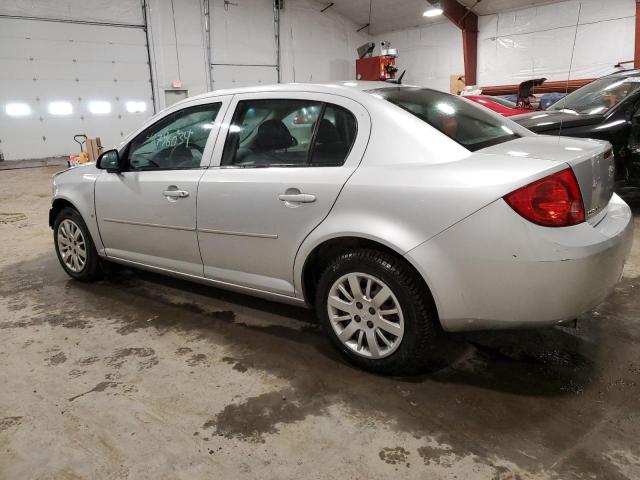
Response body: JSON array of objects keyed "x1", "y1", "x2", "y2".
[
  {"x1": 120, "y1": 101, "x2": 226, "y2": 172},
  {"x1": 214, "y1": 92, "x2": 360, "y2": 170}
]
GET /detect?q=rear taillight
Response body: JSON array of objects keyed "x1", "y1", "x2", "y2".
[{"x1": 503, "y1": 168, "x2": 585, "y2": 227}]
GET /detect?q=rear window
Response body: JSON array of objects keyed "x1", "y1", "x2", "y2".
[{"x1": 369, "y1": 87, "x2": 521, "y2": 152}]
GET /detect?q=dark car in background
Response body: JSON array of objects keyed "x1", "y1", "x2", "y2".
[{"x1": 512, "y1": 70, "x2": 640, "y2": 193}]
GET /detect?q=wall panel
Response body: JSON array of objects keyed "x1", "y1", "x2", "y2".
[{"x1": 477, "y1": 0, "x2": 635, "y2": 86}]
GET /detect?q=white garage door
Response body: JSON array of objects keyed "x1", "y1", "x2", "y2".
[
  {"x1": 0, "y1": 16, "x2": 154, "y2": 160},
  {"x1": 210, "y1": 0, "x2": 278, "y2": 90}
]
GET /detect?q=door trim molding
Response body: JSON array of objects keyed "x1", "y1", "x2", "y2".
[
  {"x1": 198, "y1": 228, "x2": 278, "y2": 239},
  {"x1": 102, "y1": 218, "x2": 277, "y2": 238},
  {"x1": 103, "y1": 218, "x2": 195, "y2": 232}
]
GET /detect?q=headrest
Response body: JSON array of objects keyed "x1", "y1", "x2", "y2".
[
  {"x1": 316, "y1": 119, "x2": 340, "y2": 144},
  {"x1": 254, "y1": 119, "x2": 294, "y2": 150}
]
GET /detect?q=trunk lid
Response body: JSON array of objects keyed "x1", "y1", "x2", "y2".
[
  {"x1": 510, "y1": 110, "x2": 604, "y2": 133},
  {"x1": 481, "y1": 136, "x2": 615, "y2": 222}
]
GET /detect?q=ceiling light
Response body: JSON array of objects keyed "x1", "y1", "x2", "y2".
[
  {"x1": 125, "y1": 101, "x2": 147, "y2": 113},
  {"x1": 49, "y1": 101, "x2": 73, "y2": 116},
  {"x1": 5, "y1": 102, "x2": 31, "y2": 117},
  {"x1": 88, "y1": 101, "x2": 111, "y2": 115},
  {"x1": 423, "y1": 2, "x2": 443, "y2": 17}
]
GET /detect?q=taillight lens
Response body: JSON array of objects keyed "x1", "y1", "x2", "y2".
[{"x1": 503, "y1": 168, "x2": 585, "y2": 227}]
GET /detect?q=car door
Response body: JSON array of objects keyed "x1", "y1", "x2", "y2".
[
  {"x1": 95, "y1": 98, "x2": 230, "y2": 276},
  {"x1": 197, "y1": 92, "x2": 370, "y2": 296}
]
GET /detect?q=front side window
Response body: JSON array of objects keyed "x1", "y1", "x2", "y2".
[
  {"x1": 127, "y1": 103, "x2": 222, "y2": 170},
  {"x1": 221, "y1": 99, "x2": 357, "y2": 167},
  {"x1": 370, "y1": 87, "x2": 521, "y2": 152}
]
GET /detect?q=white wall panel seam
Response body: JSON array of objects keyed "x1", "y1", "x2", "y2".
[{"x1": 485, "y1": 14, "x2": 635, "y2": 40}]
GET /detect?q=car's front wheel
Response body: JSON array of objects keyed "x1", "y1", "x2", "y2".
[
  {"x1": 53, "y1": 207, "x2": 103, "y2": 281},
  {"x1": 315, "y1": 249, "x2": 439, "y2": 374}
]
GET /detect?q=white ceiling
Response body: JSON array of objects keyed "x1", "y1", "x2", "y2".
[{"x1": 321, "y1": 0, "x2": 563, "y2": 35}]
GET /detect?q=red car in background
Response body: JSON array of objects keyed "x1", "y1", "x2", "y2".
[{"x1": 463, "y1": 95, "x2": 531, "y2": 117}]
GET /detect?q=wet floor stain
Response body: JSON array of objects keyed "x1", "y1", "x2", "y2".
[
  {"x1": 106, "y1": 347, "x2": 158, "y2": 371},
  {"x1": 76, "y1": 355, "x2": 99, "y2": 366},
  {"x1": 46, "y1": 351, "x2": 67, "y2": 366},
  {"x1": 175, "y1": 347, "x2": 192, "y2": 356},
  {"x1": 417, "y1": 444, "x2": 454, "y2": 466},
  {"x1": 222, "y1": 356, "x2": 249, "y2": 373},
  {"x1": 2, "y1": 253, "x2": 640, "y2": 478},
  {"x1": 0, "y1": 416, "x2": 23, "y2": 431},
  {"x1": 379, "y1": 446, "x2": 411, "y2": 466},
  {"x1": 68, "y1": 369, "x2": 86, "y2": 378},
  {"x1": 0, "y1": 212, "x2": 27, "y2": 224},
  {"x1": 186, "y1": 353, "x2": 208, "y2": 367},
  {"x1": 202, "y1": 388, "x2": 325, "y2": 443},
  {"x1": 68, "y1": 381, "x2": 119, "y2": 402}
]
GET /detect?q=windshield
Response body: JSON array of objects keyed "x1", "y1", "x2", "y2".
[
  {"x1": 485, "y1": 96, "x2": 517, "y2": 108},
  {"x1": 370, "y1": 87, "x2": 521, "y2": 151},
  {"x1": 549, "y1": 76, "x2": 640, "y2": 114}
]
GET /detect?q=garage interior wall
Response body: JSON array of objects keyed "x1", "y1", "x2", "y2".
[
  {"x1": 370, "y1": 21, "x2": 465, "y2": 93},
  {"x1": 377, "y1": 0, "x2": 635, "y2": 90},
  {"x1": 477, "y1": 0, "x2": 636, "y2": 85},
  {"x1": 279, "y1": 0, "x2": 367, "y2": 84},
  {"x1": 0, "y1": 0, "x2": 364, "y2": 160}
]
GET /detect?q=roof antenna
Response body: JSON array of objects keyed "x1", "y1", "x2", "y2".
[
  {"x1": 558, "y1": 3, "x2": 581, "y2": 140},
  {"x1": 386, "y1": 70, "x2": 406, "y2": 85}
]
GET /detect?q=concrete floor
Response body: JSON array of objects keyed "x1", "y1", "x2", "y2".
[{"x1": 1, "y1": 165, "x2": 640, "y2": 480}]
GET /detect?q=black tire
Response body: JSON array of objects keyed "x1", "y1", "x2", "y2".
[
  {"x1": 53, "y1": 207, "x2": 103, "y2": 282},
  {"x1": 315, "y1": 248, "x2": 440, "y2": 375}
]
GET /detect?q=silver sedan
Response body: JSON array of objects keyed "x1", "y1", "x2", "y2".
[{"x1": 50, "y1": 82, "x2": 634, "y2": 373}]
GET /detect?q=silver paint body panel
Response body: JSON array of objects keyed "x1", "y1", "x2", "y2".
[{"x1": 51, "y1": 81, "x2": 634, "y2": 331}]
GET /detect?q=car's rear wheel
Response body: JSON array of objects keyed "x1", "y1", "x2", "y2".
[
  {"x1": 315, "y1": 249, "x2": 439, "y2": 374},
  {"x1": 53, "y1": 207, "x2": 103, "y2": 281}
]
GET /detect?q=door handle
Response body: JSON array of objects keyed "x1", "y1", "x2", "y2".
[
  {"x1": 163, "y1": 189, "x2": 189, "y2": 198},
  {"x1": 278, "y1": 193, "x2": 316, "y2": 203}
]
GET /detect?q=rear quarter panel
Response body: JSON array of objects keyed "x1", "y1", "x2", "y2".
[{"x1": 293, "y1": 101, "x2": 566, "y2": 298}]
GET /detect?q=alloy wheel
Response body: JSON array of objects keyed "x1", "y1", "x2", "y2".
[
  {"x1": 57, "y1": 219, "x2": 87, "y2": 273},
  {"x1": 327, "y1": 272, "x2": 405, "y2": 359}
]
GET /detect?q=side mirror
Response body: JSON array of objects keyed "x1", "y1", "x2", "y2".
[{"x1": 96, "y1": 149, "x2": 120, "y2": 172}]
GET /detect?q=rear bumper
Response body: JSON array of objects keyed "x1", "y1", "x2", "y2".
[{"x1": 406, "y1": 194, "x2": 634, "y2": 332}]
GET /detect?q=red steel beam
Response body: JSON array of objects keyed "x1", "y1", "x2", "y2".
[
  {"x1": 441, "y1": 0, "x2": 478, "y2": 85},
  {"x1": 635, "y1": 0, "x2": 640, "y2": 68}
]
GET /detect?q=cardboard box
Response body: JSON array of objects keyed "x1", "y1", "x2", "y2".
[
  {"x1": 450, "y1": 75, "x2": 466, "y2": 95},
  {"x1": 86, "y1": 138, "x2": 103, "y2": 163}
]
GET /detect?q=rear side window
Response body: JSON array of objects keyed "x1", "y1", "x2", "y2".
[
  {"x1": 221, "y1": 99, "x2": 357, "y2": 167},
  {"x1": 310, "y1": 104, "x2": 357, "y2": 166},
  {"x1": 370, "y1": 87, "x2": 521, "y2": 151}
]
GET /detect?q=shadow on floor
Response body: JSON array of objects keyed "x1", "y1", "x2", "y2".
[{"x1": 84, "y1": 263, "x2": 607, "y2": 399}]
